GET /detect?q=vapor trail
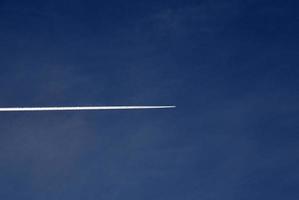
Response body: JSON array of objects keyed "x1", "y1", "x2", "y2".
[{"x1": 0, "y1": 105, "x2": 176, "y2": 112}]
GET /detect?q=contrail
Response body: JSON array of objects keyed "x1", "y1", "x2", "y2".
[{"x1": 0, "y1": 105, "x2": 176, "y2": 112}]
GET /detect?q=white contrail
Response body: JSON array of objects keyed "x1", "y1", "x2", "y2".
[{"x1": 0, "y1": 105, "x2": 176, "y2": 112}]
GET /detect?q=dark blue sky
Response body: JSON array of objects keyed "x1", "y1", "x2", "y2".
[{"x1": 0, "y1": 0, "x2": 299, "y2": 199}]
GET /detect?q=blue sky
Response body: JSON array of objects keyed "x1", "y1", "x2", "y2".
[{"x1": 0, "y1": 0, "x2": 298, "y2": 199}]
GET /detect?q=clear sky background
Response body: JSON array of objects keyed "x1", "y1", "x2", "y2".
[{"x1": 0, "y1": 0, "x2": 298, "y2": 199}]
